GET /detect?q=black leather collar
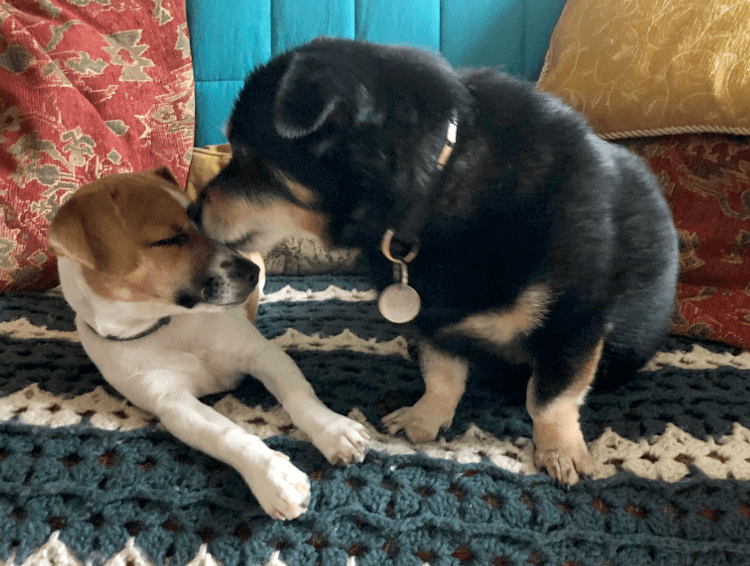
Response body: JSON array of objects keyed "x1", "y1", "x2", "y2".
[{"x1": 381, "y1": 111, "x2": 458, "y2": 262}]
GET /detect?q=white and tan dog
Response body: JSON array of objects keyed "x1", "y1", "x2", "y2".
[{"x1": 47, "y1": 166, "x2": 370, "y2": 520}]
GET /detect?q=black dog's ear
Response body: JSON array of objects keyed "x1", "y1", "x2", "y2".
[{"x1": 274, "y1": 52, "x2": 347, "y2": 139}]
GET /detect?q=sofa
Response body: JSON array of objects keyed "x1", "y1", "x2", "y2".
[
  {"x1": 3, "y1": 0, "x2": 750, "y2": 350},
  {"x1": 2, "y1": 2, "x2": 750, "y2": 565}
]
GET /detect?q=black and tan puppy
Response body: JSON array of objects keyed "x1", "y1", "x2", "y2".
[{"x1": 188, "y1": 37, "x2": 679, "y2": 484}]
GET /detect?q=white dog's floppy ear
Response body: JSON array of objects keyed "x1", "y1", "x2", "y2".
[
  {"x1": 273, "y1": 52, "x2": 346, "y2": 139},
  {"x1": 47, "y1": 187, "x2": 139, "y2": 275},
  {"x1": 148, "y1": 165, "x2": 180, "y2": 187}
]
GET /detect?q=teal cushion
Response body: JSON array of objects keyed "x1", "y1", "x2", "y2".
[{"x1": 187, "y1": 0, "x2": 566, "y2": 146}]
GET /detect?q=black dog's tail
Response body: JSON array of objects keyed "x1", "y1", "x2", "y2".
[
  {"x1": 595, "y1": 343, "x2": 654, "y2": 392},
  {"x1": 595, "y1": 313, "x2": 673, "y2": 392}
]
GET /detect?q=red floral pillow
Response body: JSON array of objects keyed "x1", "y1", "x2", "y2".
[
  {"x1": 621, "y1": 134, "x2": 750, "y2": 350},
  {"x1": 0, "y1": 0, "x2": 194, "y2": 292}
]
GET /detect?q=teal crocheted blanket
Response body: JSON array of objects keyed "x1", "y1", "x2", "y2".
[{"x1": 2, "y1": 275, "x2": 750, "y2": 566}]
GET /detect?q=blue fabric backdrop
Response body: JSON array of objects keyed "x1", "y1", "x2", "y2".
[{"x1": 185, "y1": 0, "x2": 567, "y2": 146}]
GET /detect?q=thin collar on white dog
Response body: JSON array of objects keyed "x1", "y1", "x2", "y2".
[{"x1": 86, "y1": 316, "x2": 172, "y2": 342}]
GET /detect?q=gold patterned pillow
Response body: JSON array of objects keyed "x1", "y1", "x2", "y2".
[{"x1": 537, "y1": 0, "x2": 750, "y2": 139}]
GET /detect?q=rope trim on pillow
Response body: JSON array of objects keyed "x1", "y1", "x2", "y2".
[{"x1": 598, "y1": 124, "x2": 750, "y2": 141}]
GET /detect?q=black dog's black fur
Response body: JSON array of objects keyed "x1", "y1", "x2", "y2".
[{"x1": 189, "y1": 38, "x2": 679, "y2": 475}]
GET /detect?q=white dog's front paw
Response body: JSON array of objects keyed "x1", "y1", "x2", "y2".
[
  {"x1": 245, "y1": 452, "x2": 311, "y2": 520},
  {"x1": 310, "y1": 415, "x2": 370, "y2": 466}
]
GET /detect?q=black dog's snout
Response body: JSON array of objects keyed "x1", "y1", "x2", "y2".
[{"x1": 186, "y1": 201, "x2": 202, "y2": 228}]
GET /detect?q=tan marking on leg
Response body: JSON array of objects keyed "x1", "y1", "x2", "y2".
[
  {"x1": 382, "y1": 342, "x2": 468, "y2": 443},
  {"x1": 526, "y1": 338, "x2": 604, "y2": 485},
  {"x1": 444, "y1": 284, "x2": 553, "y2": 346}
]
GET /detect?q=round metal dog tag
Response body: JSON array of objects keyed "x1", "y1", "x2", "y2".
[{"x1": 378, "y1": 283, "x2": 421, "y2": 324}]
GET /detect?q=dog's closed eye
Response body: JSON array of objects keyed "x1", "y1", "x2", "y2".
[{"x1": 147, "y1": 231, "x2": 190, "y2": 248}]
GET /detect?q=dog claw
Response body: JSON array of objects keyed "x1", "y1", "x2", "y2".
[
  {"x1": 310, "y1": 416, "x2": 370, "y2": 465},
  {"x1": 245, "y1": 451, "x2": 311, "y2": 520},
  {"x1": 382, "y1": 401, "x2": 453, "y2": 443},
  {"x1": 534, "y1": 446, "x2": 593, "y2": 486}
]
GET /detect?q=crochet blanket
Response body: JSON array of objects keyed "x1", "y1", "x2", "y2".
[{"x1": 1, "y1": 275, "x2": 750, "y2": 566}]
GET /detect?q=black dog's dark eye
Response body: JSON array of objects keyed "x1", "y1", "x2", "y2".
[{"x1": 148, "y1": 231, "x2": 190, "y2": 248}]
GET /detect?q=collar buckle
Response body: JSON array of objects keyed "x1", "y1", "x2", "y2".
[{"x1": 381, "y1": 228, "x2": 419, "y2": 264}]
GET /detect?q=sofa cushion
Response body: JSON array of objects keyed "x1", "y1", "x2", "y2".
[
  {"x1": 186, "y1": 0, "x2": 567, "y2": 146},
  {"x1": 0, "y1": 0, "x2": 194, "y2": 293},
  {"x1": 537, "y1": 0, "x2": 750, "y2": 140},
  {"x1": 621, "y1": 134, "x2": 750, "y2": 350}
]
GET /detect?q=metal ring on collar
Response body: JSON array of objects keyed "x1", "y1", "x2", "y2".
[{"x1": 380, "y1": 228, "x2": 419, "y2": 264}]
